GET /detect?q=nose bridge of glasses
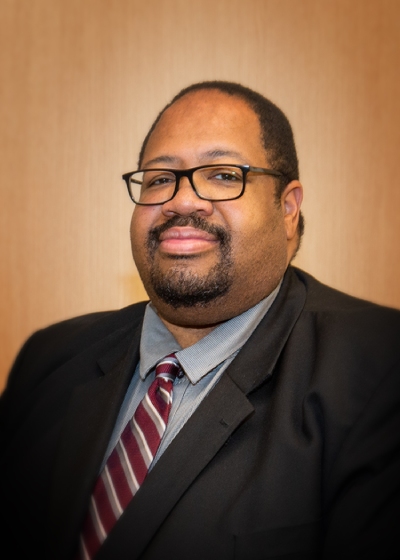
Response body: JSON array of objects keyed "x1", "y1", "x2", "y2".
[{"x1": 175, "y1": 169, "x2": 198, "y2": 195}]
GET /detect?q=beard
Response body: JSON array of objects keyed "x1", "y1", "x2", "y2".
[{"x1": 145, "y1": 214, "x2": 233, "y2": 308}]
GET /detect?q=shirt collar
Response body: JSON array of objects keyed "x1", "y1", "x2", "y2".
[{"x1": 139, "y1": 280, "x2": 282, "y2": 384}]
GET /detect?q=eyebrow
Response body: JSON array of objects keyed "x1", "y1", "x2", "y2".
[
  {"x1": 142, "y1": 149, "x2": 246, "y2": 169},
  {"x1": 142, "y1": 155, "x2": 178, "y2": 167},
  {"x1": 199, "y1": 149, "x2": 245, "y2": 162}
]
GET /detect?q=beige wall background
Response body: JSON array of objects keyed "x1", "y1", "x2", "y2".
[{"x1": 1, "y1": 0, "x2": 399, "y2": 393}]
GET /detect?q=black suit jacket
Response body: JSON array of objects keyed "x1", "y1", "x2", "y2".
[{"x1": 1, "y1": 267, "x2": 400, "y2": 560}]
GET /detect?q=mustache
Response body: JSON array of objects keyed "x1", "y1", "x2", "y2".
[{"x1": 147, "y1": 214, "x2": 231, "y2": 246}]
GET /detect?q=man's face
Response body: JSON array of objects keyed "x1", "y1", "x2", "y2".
[{"x1": 130, "y1": 90, "x2": 301, "y2": 328}]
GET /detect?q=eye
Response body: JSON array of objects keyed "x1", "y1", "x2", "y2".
[
  {"x1": 143, "y1": 172, "x2": 176, "y2": 189},
  {"x1": 149, "y1": 176, "x2": 174, "y2": 187},
  {"x1": 207, "y1": 168, "x2": 243, "y2": 183},
  {"x1": 214, "y1": 172, "x2": 240, "y2": 181}
]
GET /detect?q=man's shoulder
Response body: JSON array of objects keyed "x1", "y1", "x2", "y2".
[
  {"x1": 7, "y1": 301, "x2": 149, "y2": 383},
  {"x1": 29, "y1": 300, "x2": 149, "y2": 347},
  {"x1": 292, "y1": 266, "x2": 400, "y2": 317},
  {"x1": 36, "y1": 300, "x2": 149, "y2": 339},
  {"x1": 1, "y1": 301, "x2": 149, "y2": 411},
  {"x1": 290, "y1": 267, "x2": 400, "y2": 359}
]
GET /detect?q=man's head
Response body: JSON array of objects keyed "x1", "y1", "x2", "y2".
[
  {"x1": 129, "y1": 82, "x2": 303, "y2": 331},
  {"x1": 138, "y1": 81, "x2": 304, "y2": 240}
]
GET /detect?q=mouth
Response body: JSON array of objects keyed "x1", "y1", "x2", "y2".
[
  {"x1": 158, "y1": 226, "x2": 219, "y2": 255},
  {"x1": 147, "y1": 214, "x2": 231, "y2": 259}
]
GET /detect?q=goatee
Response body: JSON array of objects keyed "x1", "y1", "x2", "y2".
[{"x1": 146, "y1": 214, "x2": 233, "y2": 308}]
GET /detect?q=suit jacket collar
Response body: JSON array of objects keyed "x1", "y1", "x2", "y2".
[{"x1": 47, "y1": 267, "x2": 306, "y2": 560}]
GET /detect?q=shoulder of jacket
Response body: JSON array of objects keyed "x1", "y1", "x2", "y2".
[
  {"x1": 291, "y1": 266, "x2": 400, "y2": 317},
  {"x1": 4, "y1": 301, "x2": 149, "y2": 390}
]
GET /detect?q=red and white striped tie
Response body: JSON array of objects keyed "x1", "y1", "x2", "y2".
[{"x1": 76, "y1": 353, "x2": 181, "y2": 560}]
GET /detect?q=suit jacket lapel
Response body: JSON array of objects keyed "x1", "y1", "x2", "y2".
[
  {"x1": 95, "y1": 268, "x2": 307, "y2": 560},
  {"x1": 227, "y1": 266, "x2": 306, "y2": 394},
  {"x1": 96, "y1": 369, "x2": 254, "y2": 560},
  {"x1": 46, "y1": 319, "x2": 143, "y2": 560}
]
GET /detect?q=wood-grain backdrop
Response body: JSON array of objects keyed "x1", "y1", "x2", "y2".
[{"x1": 1, "y1": 0, "x2": 400, "y2": 392}]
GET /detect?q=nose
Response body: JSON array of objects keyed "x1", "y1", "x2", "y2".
[{"x1": 161, "y1": 175, "x2": 213, "y2": 217}]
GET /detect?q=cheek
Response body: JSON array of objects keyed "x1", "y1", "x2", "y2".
[
  {"x1": 226, "y1": 201, "x2": 273, "y2": 244},
  {"x1": 229, "y1": 205, "x2": 286, "y2": 266},
  {"x1": 130, "y1": 210, "x2": 141, "y2": 241},
  {"x1": 130, "y1": 206, "x2": 157, "y2": 242},
  {"x1": 130, "y1": 208, "x2": 152, "y2": 263}
]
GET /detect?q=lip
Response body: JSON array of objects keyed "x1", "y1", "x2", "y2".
[{"x1": 158, "y1": 226, "x2": 218, "y2": 255}]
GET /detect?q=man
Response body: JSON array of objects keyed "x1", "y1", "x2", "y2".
[{"x1": 1, "y1": 81, "x2": 399, "y2": 560}]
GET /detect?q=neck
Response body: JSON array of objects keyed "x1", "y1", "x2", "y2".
[
  {"x1": 151, "y1": 278, "x2": 285, "y2": 348},
  {"x1": 158, "y1": 315, "x2": 219, "y2": 348}
]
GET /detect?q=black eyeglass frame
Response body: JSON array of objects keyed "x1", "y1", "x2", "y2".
[{"x1": 122, "y1": 164, "x2": 284, "y2": 205}]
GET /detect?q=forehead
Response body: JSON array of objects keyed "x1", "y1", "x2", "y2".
[{"x1": 141, "y1": 90, "x2": 268, "y2": 167}]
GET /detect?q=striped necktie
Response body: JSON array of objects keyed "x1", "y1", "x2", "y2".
[{"x1": 76, "y1": 353, "x2": 182, "y2": 559}]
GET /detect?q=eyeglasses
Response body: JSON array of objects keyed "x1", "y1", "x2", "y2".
[{"x1": 122, "y1": 164, "x2": 283, "y2": 205}]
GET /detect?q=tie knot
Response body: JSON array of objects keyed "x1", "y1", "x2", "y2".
[{"x1": 155, "y1": 353, "x2": 182, "y2": 382}]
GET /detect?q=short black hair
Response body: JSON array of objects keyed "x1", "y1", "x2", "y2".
[{"x1": 138, "y1": 80, "x2": 304, "y2": 246}]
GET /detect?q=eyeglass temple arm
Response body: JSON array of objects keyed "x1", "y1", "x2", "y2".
[{"x1": 248, "y1": 166, "x2": 283, "y2": 178}]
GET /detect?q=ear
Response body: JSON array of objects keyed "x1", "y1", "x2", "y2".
[{"x1": 281, "y1": 180, "x2": 303, "y2": 240}]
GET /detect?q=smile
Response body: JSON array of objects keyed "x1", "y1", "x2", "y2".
[{"x1": 158, "y1": 227, "x2": 219, "y2": 255}]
